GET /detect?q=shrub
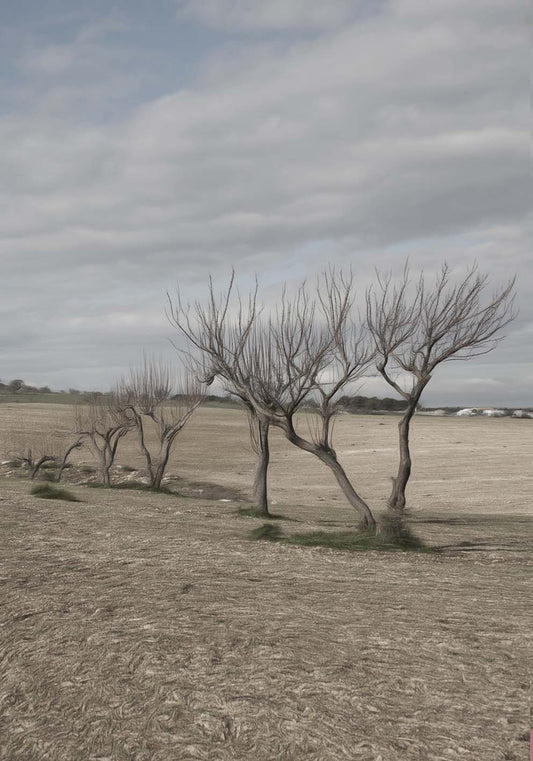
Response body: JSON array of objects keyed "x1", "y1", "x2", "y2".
[{"x1": 31, "y1": 484, "x2": 81, "y2": 502}]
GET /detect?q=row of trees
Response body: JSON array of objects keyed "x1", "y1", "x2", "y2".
[
  {"x1": 70, "y1": 362, "x2": 202, "y2": 489},
  {"x1": 168, "y1": 263, "x2": 515, "y2": 536},
  {"x1": 10, "y1": 262, "x2": 515, "y2": 539}
]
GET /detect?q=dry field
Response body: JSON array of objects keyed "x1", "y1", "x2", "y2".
[{"x1": 0, "y1": 404, "x2": 531, "y2": 760}]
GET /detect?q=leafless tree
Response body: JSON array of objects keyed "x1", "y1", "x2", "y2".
[
  {"x1": 11, "y1": 435, "x2": 61, "y2": 479},
  {"x1": 366, "y1": 263, "x2": 516, "y2": 528},
  {"x1": 74, "y1": 394, "x2": 133, "y2": 486},
  {"x1": 117, "y1": 358, "x2": 203, "y2": 490},
  {"x1": 169, "y1": 271, "x2": 377, "y2": 530}
]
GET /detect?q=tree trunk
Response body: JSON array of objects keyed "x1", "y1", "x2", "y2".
[
  {"x1": 31, "y1": 456, "x2": 54, "y2": 480},
  {"x1": 135, "y1": 418, "x2": 154, "y2": 486},
  {"x1": 388, "y1": 402, "x2": 417, "y2": 513},
  {"x1": 56, "y1": 439, "x2": 83, "y2": 482},
  {"x1": 316, "y1": 448, "x2": 377, "y2": 531},
  {"x1": 252, "y1": 418, "x2": 270, "y2": 515},
  {"x1": 284, "y1": 424, "x2": 377, "y2": 532},
  {"x1": 100, "y1": 450, "x2": 111, "y2": 487},
  {"x1": 101, "y1": 466, "x2": 111, "y2": 487}
]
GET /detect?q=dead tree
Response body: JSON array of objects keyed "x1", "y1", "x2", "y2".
[
  {"x1": 118, "y1": 358, "x2": 202, "y2": 490},
  {"x1": 366, "y1": 263, "x2": 515, "y2": 528},
  {"x1": 75, "y1": 394, "x2": 133, "y2": 486},
  {"x1": 169, "y1": 271, "x2": 377, "y2": 531}
]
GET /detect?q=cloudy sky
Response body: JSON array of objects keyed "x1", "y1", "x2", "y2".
[{"x1": 1, "y1": 0, "x2": 530, "y2": 406}]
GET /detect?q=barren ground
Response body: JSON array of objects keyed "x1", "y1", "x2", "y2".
[{"x1": 0, "y1": 404, "x2": 531, "y2": 760}]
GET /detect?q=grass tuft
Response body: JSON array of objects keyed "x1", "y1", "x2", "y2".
[
  {"x1": 378, "y1": 513, "x2": 427, "y2": 549},
  {"x1": 248, "y1": 523, "x2": 283, "y2": 542},
  {"x1": 31, "y1": 483, "x2": 81, "y2": 502}
]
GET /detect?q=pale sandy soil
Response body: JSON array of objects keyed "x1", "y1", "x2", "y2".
[{"x1": 0, "y1": 404, "x2": 531, "y2": 760}]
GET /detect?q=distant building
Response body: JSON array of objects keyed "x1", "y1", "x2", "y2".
[
  {"x1": 512, "y1": 410, "x2": 533, "y2": 418},
  {"x1": 482, "y1": 409, "x2": 505, "y2": 417}
]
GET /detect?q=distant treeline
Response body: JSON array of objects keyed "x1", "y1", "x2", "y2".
[
  {"x1": 336, "y1": 395, "x2": 409, "y2": 412},
  {"x1": 0, "y1": 380, "x2": 99, "y2": 401},
  {"x1": 0, "y1": 382, "x2": 411, "y2": 413}
]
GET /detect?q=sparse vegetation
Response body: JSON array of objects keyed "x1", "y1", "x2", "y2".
[{"x1": 249, "y1": 524, "x2": 429, "y2": 552}]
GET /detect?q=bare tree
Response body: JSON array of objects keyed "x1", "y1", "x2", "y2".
[
  {"x1": 75, "y1": 394, "x2": 133, "y2": 486},
  {"x1": 11, "y1": 435, "x2": 61, "y2": 479},
  {"x1": 169, "y1": 271, "x2": 377, "y2": 530},
  {"x1": 118, "y1": 358, "x2": 203, "y2": 490},
  {"x1": 366, "y1": 263, "x2": 516, "y2": 528}
]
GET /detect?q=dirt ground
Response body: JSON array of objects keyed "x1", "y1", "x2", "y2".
[{"x1": 0, "y1": 404, "x2": 531, "y2": 760}]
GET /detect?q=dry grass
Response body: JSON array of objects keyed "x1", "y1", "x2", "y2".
[{"x1": 0, "y1": 405, "x2": 531, "y2": 760}]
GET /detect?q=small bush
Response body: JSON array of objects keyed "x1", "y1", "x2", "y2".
[
  {"x1": 248, "y1": 523, "x2": 283, "y2": 542},
  {"x1": 31, "y1": 484, "x2": 81, "y2": 502},
  {"x1": 79, "y1": 465, "x2": 96, "y2": 474}
]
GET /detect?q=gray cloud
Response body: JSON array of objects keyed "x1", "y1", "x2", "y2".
[
  {"x1": 0, "y1": 0, "x2": 530, "y2": 403},
  {"x1": 175, "y1": 0, "x2": 366, "y2": 30}
]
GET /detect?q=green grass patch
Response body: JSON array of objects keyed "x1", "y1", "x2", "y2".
[
  {"x1": 249, "y1": 524, "x2": 432, "y2": 552},
  {"x1": 236, "y1": 507, "x2": 296, "y2": 521},
  {"x1": 31, "y1": 483, "x2": 81, "y2": 502}
]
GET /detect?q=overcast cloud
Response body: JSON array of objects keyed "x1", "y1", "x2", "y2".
[{"x1": 1, "y1": 0, "x2": 530, "y2": 405}]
